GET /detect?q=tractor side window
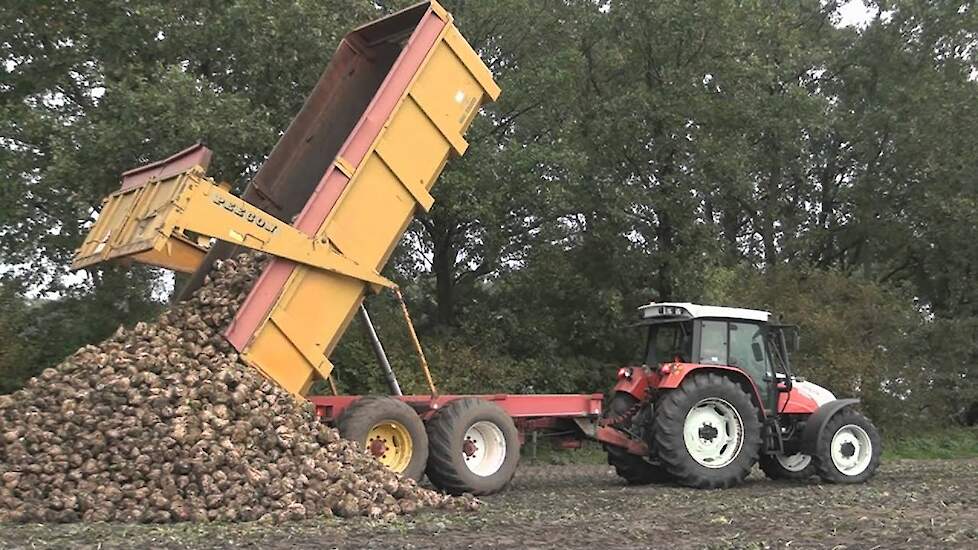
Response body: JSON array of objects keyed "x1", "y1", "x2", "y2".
[
  {"x1": 728, "y1": 322, "x2": 769, "y2": 384},
  {"x1": 698, "y1": 321, "x2": 728, "y2": 365},
  {"x1": 645, "y1": 322, "x2": 692, "y2": 365}
]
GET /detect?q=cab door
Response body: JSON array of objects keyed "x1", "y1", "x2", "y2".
[
  {"x1": 695, "y1": 320, "x2": 777, "y2": 412},
  {"x1": 727, "y1": 321, "x2": 777, "y2": 411}
]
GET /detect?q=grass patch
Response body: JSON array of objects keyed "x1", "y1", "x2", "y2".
[
  {"x1": 521, "y1": 439, "x2": 606, "y2": 465},
  {"x1": 883, "y1": 426, "x2": 978, "y2": 459}
]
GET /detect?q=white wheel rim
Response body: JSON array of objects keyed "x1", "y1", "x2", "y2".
[
  {"x1": 776, "y1": 453, "x2": 812, "y2": 472},
  {"x1": 683, "y1": 398, "x2": 745, "y2": 468},
  {"x1": 830, "y1": 424, "x2": 873, "y2": 476},
  {"x1": 463, "y1": 421, "x2": 507, "y2": 477}
]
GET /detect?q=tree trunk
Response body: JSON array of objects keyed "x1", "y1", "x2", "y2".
[{"x1": 430, "y1": 219, "x2": 458, "y2": 327}]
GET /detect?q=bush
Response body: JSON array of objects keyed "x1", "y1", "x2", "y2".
[{"x1": 884, "y1": 427, "x2": 978, "y2": 459}]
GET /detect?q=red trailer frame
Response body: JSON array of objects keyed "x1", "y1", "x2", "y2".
[{"x1": 309, "y1": 393, "x2": 604, "y2": 446}]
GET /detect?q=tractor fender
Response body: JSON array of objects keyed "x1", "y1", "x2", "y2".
[
  {"x1": 656, "y1": 364, "x2": 768, "y2": 416},
  {"x1": 611, "y1": 366, "x2": 649, "y2": 401},
  {"x1": 799, "y1": 398, "x2": 861, "y2": 455}
]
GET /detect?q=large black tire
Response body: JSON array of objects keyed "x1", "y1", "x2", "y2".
[
  {"x1": 759, "y1": 453, "x2": 816, "y2": 480},
  {"x1": 813, "y1": 408, "x2": 881, "y2": 484},
  {"x1": 651, "y1": 373, "x2": 762, "y2": 489},
  {"x1": 335, "y1": 396, "x2": 428, "y2": 481},
  {"x1": 603, "y1": 392, "x2": 672, "y2": 485},
  {"x1": 425, "y1": 398, "x2": 520, "y2": 496}
]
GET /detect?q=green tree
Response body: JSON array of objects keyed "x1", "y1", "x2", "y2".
[
  {"x1": 2, "y1": 0, "x2": 976, "y2": 432},
  {"x1": 0, "y1": 284, "x2": 33, "y2": 394},
  {"x1": 1, "y1": 0, "x2": 382, "y2": 384},
  {"x1": 1, "y1": 0, "x2": 382, "y2": 291}
]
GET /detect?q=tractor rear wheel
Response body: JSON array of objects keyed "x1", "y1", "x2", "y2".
[
  {"x1": 603, "y1": 392, "x2": 672, "y2": 485},
  {"x1": 813, "y1": 408, "x2": 881, "y2": 484},
  {"x1": 759, "y1": 453, "x2": 815, "y2": 480},
  {"x1": 336, "y1": 396, "x2": 428, "y2": 481},
  {"x1": 425, "y1": 398, "x2": 520, "y2": 496},
  {"x1": 651, "y1": 373, "x2": 762, "y2": 489}
]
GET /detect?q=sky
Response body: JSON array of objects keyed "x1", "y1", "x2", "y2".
[{"x1": 836, "y1": 0, "x2": 877, "y2": 29}]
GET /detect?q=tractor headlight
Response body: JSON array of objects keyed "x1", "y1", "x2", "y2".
[{"x1": 617, "y1": 367, "x2": 633, "y2": 380}]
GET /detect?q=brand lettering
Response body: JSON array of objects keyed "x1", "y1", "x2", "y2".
[{"x1": 211, "y1": 193, "x2": 278, "y2": 234}]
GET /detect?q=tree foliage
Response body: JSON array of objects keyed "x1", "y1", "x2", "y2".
[{"x1": 2, "y1": 0, "x2": 977, "y2": 430}]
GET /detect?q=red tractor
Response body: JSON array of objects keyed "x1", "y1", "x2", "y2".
[{"x1": 597, "y1": 302, "x2": 882, "y2": 488}]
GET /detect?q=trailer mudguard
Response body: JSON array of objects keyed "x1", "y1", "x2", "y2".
[{"x1": 800, "y1": 398, "x2": 860, "y2": 455}]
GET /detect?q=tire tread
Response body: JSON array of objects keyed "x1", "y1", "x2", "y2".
[
  {"x1": 759, "y1": 454, "x2": 815, "y2": 480},
  {"x1": 651, "y1": 373, "x2": 762, "y2": 489},
  {"x1": 813, "y1": 408, "x2": 882, "y2": 484},
  {"x1": 335, "y1": 396, "x2": 428, "y2": 481},
  {"x1": 603, "y1": 393, "x2": 672, "y2": 485},
  {"x1": 425, "y1": 398, "x2": 519, "y2": 496}
]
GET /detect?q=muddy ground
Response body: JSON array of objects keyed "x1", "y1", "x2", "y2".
[{"x1": 2, "y1": 458, "x2": 976, "y2": 549}]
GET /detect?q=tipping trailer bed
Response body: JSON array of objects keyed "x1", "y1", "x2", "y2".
[{"x1": 71, "y1": 1, "x2": 604, "y2": 494}]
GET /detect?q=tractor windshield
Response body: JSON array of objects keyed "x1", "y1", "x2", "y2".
[{"x1": 644, "y1": 321, "x2": 693, "y2": 366}]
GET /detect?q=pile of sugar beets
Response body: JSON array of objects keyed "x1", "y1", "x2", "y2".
[{"x1": 0, "y1": 254, "x2": 475, "y2": 523}]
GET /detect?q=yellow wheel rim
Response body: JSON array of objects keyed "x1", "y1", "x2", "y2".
[{"x1": 365, "y1": 421, "x2": 413, "y2": 472}]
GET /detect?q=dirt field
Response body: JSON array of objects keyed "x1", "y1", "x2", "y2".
[{"x1": 2, "y1": 458, "x2": 977, "y2": 549}]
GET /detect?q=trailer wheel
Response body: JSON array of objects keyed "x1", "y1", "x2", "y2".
[
  {"x1": 603, "y1": 392, "x2": 672, "y2": 484},
  {"x1": 759, "y1": 453, "x2": 815, "y2": 480},
  {"x1": 425, "y1": 398, "x2": 520, "y2": 496},
  {"x1": 651, "y1": 373, "x2": 762, "y2": 489},
  {"x1": 336, "y1": 396, "x2": 428, "y2": 481},
  {"x1": 813, "y1": 408, "x2": 881, "y2": 484}
]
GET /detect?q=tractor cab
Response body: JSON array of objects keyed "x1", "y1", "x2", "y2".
[{"x1": 634, "y1": 302, "x2": 795, "y2": 410}]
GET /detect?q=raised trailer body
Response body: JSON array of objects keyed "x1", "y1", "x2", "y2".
[{"x1": 71, "y1": 1, "x2": 603, "y2": 495}]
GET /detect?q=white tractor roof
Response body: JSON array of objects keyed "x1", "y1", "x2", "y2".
[{"x1": 638, "y1": 302, "x2": 771, "y2": 323}]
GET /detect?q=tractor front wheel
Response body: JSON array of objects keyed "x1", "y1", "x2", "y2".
[
  {"x1": 652, "y1": 373, "x2": 762, "y2": 489},
  {"x1": 813, "y1": 409, "x2": 881, "y2": 484},
  {"x1": 759, "y1": 453, "x2": 815, "y2": 480},
  {"x1": 336, "y1": 396, "x2": 429, "y2": 480},
  {"x1": 604, "y1": 392, "x2": 672, "y2": 485}
]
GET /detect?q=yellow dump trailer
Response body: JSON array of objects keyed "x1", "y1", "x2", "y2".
[
  {"x1": 72, "y1": 0, "x2": 499, "y2": 397},
  {"x1": 72, "y1": 3, "x2": 609, "y2": 495},
  {"x1": 71, "y1": 146, "x2": 215, "y2": 274}
]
